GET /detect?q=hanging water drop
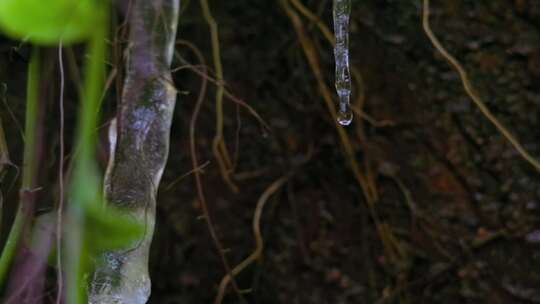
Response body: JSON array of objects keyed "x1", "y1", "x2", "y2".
[
  {"x1": 333, "y1": 0, "x2": 353, "y2": 126},
  {"x1": 337, "y1": 107, "x2": 353, "y2": 126}
]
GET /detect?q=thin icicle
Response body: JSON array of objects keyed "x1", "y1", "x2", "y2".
[{"x1": 333, "y1": 0, "x2": 353, "y2": 126}]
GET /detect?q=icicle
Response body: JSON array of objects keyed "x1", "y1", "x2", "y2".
[
  {"x1": 333, "y1": 0, "x2": 353, "y2": 126},
  {"x1": 88, "y1": 0, "x2": 179, "y2": 303}
]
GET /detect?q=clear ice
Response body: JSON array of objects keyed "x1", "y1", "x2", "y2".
[
  {"x1": 88, "y1": 0, "x2": 180, "y2": 303},
  {"x1": 333, "y1": 0, "x2": 353, "y2": 126}
]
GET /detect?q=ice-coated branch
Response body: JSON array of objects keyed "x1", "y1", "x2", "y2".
[{"x1": 89, "y1": 1, "x2": 179, "y2": 303}]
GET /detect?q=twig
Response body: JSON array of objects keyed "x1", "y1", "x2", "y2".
[
  {"x1": 164, "y1": 161, "x2": 210, "y2": 191},
  {"x1": 181, "y1": 40, "x2": 246, "y2": 303},
  {"x1": 0, "y1": 83, "x2": 25, "y2": 141},
  {"x1": 214, "y1": 175, "x2": 290, "y2": 304},
  {"x1": 55, "y1": 42, "x2": 66, "y2": 304},
  {"x1": 199, "y1": 0, "x2": 238, "y2": 192},
  {"x1": 172, "y1": 49, "x2": 270, "y2": 132}
]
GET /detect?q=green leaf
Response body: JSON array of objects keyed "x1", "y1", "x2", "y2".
[
  {"x1": 66, "y1": 159, "x2": 143, "y2": 260},
  {"x1": 68, "y1": 160, "x2": 144, "y2": 253},
  {"x1": 84, "y1": 203, "x2": 145, "y2": 254},
  {"x1": 0, "y1": 0, "x2": 104, "y2": 45}
]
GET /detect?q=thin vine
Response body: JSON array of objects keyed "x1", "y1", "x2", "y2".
[
  {"x1": 199, "y1": 0, "x2": 239, "y2": 192},
  {"x1": 422, "y1": 0, "x2": 540, "y2": 172}
]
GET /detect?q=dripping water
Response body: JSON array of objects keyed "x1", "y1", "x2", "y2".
[{"x1": 333, "y1": 0, "x2": 353, "y2": 126}]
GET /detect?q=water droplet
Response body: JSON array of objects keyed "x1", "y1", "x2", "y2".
[{"x1": 337, "y1": 109, "x2": 353, "y2": 126}]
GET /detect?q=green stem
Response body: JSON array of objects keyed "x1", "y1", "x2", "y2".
[
  {"x1": 0, "y1": 47, "x2": 40, "y2": 286},
  {"x1": 65, "y1": 9, "x2": 107, "y2": 304}
]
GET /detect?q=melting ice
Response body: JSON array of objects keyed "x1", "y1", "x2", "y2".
[{"x1": 333, "y1": 0, "x2": 353, "y2": 126}]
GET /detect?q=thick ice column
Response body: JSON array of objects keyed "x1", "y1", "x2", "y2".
[{"x1": 89, "y1": 1, "x2": 179, "y2": 303}]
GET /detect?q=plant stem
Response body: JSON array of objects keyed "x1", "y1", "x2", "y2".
[
  {"x1": 0, "y1": 47, "x2": 40, "y2": 287},
  {"x1": 65, "y1": 12, "x2": 107, "y2": 304}
]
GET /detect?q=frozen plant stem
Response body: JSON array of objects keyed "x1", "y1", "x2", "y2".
[
  {"x1": 88, "y1": 0, "x2": 179, "y2": 303},
  {"x1": 333, "y1": 0, "x2": 353, "y2": 126}
]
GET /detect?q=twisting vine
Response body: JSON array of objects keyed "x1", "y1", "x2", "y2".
[
  {"x1": 422, "y1": 0, "x2": 540, "y2": 172},
  {"x1": 173, "y1": 40, "x2": 246, "y2": 303},
  {"x1": 214, "y1": 175, "x2": 290, "y2": 304},
  {"x1": 199, "y1": 0, "x2": 239, "y2": 192}
]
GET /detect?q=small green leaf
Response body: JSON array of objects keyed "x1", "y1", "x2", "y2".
[
  {"x1": 69, "y1": 160, "x2": 144, "y2": 253},
  {"x1": 0, "y1": 0, "x2": 104, "y2": 45},
  {"x1": 84, "y1": 203, "x2": 145, "y2": 254}
]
